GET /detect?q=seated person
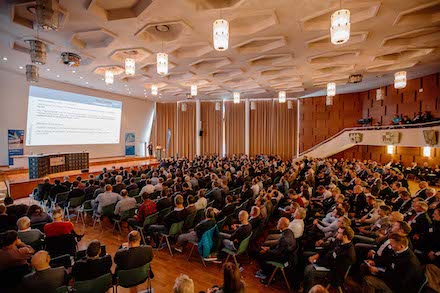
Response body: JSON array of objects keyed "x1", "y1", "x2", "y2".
[
  {"x1": 92, "y1": 184, "x2": 123, "y2": 214},
  {"x1": 174, "y1": 207, "x2": 216, "y2": 253},
  {"x1": 27, "y1": 204, "x2": 53, "y2": 224},
  {"x1": 218, "y1": 210, "x2": 252, "y2": 254},
  {"x1": 216, "y1": 195, "x2": 236, "y2": 221},
  {"x1": 0, "y1": 204, "x2": 17, "y2": 232},
  {"x1": 114, "y1": 231, "x2": 153, "y2": 271},
  {"x1": 127, "y1": 193, "x2": 157, "y2": 229},
  {"x1": 50, "y1": 179, "x2": 68, "y2": 199},
  {"x1": 194, "y1": 189, "x2": 207, "y2": 211},
  {"x1": 304, "y1": 226, "x2": 356, "y2": 292},
  {"x1": 207, "y1": 262, "x2": 246, "y2": 293},
  {"x1": 43, "y1": 208, "x2": 83, "y2": 241},
  {"x1": 36, "y1": 178, "x2": 52, "y2": 201},
  {"x1": 20, "y1": 250, "x2": 66, "y2": 293},
  {"x1": 72, "y1": 240, "x2": 112, "y2": 281},
  {"x1": 185, "y1": 195, "x2": 197, "y2": 214},
  {"x1": 255, "y1": 217, "x2": 296, "y2": 281},
  {"x1": 126, "y1": 178, "x2": 139, "y2": 191},
  {"x1": 362, "y1": 233, "x2": 424, "y2": 293},
  {"x1": 17, "y1": 216, "x2": 44, "y2": 246},
  {"x1": 68, "y1": 180, "x2": 85, "y2": 200},
  {"x1": 0, "y1": 230, "x2": 34, "y2": 272},
  {"x1": 173, "y1": 274, "x2": 194, "y2": 293},
  {"x1": 248, "y1": 206, "x2": 262, "y2": 230},
  {"x1": 93, "y1": 181, "x2": 106, "y2": 200},
  {"x1": 114, "y1": 189, "x2": 137, "y2": 217},
  {"x1": 4, "y1": 197, "x2": 28, "y2": 219},
  {"x1": 112, "y1": 175, "x2": 126, "y2": 194},
  {"x1": 140, "y1": 179, "x2": 155, "y2": 196},
  {"x1": 265, "y1": 207, "x2": 306, "y2": 246}
]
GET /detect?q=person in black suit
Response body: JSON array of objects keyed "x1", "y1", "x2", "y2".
[
  {"x1": 0, "y1": 204, "x2": 17, "y2": 232},
  {"x1": 216, "y1": 196, "x2": 236, "y2": 221},
  {"x1": 414, "y1": 181, "x2": 428, "y2": 199},
  {"x1": 370, "y1": 173, "x2": 382, "y2": 197},
  {"x1": 303, "y1": 226, "x2": 357, "y2": 292},
  {"x1": 248, "y1": 206, "x2": 262, "y2": 230},
  {"x1": 393, "y1": 190, "x2": 412, "y2": 214},
  {"x1": 112, "y1": 175, "x2": 126, "y2": 194},
  {"x1": 206, "y1": 181, "x2": 223, "y2": 209},
  {"x1": 255, "y1": 217, "x2": 296, "y2": 281},
  {"x1": 155, "y1": 190, "x2": 173, "y2": 211},
  {"x1": 397, "y1": 173, "x2": 409, "y2": 189},
  {"x1": 137, "y1": 174, "x2": 147, "y2": 190},
  {"x1": 114, "y1": 231, "x2": 153, "y2": 272},
  {"x1": 49, "y1": 180, "x2": 68, "y2": 199},
  {"x1": 348, "y1": 185, "x2": 367, "y2": 218},
  {"x1": 219, "y1": 210, "x2": 252, "y2": 253},
  {"x1": 72, "y1": 240, "x2": 112, "y2": 281},
  {"x1": 4, "y1": 197, "x2": 28, "y2": 219},
  {"x1": 68, "y1": 181, "x2": 85, "y2": 200},
  {"x1": 36, "y1": 178, "x2": 52, "y2": 201},
  {"x1": 362, "y1": 233, "x2": 424, "y2": 293},
  {"x1": 408, "y1": 201, "x2": 432, "y2": 251},
  {"x1": 84, "y1": 179, "x2": 99, "y2": 200},
  {"x1": 61, "y1": 176, "x2": 72, "y2": 190}
]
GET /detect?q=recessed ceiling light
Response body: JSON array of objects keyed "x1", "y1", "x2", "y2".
[
  {"x1": 79, "y1": 76, "x2": 83, "y2": 79},
  {"x1": 85, "y1": 82, "x2": 89, "y2": 84},
  {"x1": 129, "y1": 92, "x2": 132, "y2": 94},
  {"x1": 2, "y1": 57, "x2": 7, "y2": 61},
  {"x1": 46, "y1": 68, "x2": 50, "y2": 71},
  {"x1": 101, "y1": 78, "x2": 104, "y2": 81},
  {"x1": 19, "y1": 66, "x2": 23, "y2": 69},
  {"x1": 56, "y1": 74, "x2": 60, "y2": 77},
  {"x1": 124, "y1": 84, "x2": 128, "y2": 87},
  {"x1": 72, "y1": 70, "x2": 76, "y2": 74}
]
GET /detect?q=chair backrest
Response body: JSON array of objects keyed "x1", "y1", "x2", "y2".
[
  {"x1": 417, "y1": 275, "x2": 428, "y2": 293},
  {"x1": 82, "y1": 200, "x2": 93, "y2": 212},
  {"x1": 237, "y1": 231, "x2": 253, "y2": 254},
  {"x1": 56, "y1": 191, "x2": 69, "y2": 203},
  {"x1": 101, "y1": 202, "x2": 117, "y2": 217},
  {"x1": 134, "y1": 195, "x2": 143, "y2": 204},
  {"x1": 128, "y1": 188, "x2": 139, "y2": 197},
  {"x1": 69, "y1": 195, "x2": 85, "y2": 208},
  {"x1": 49, "y1": 254, "x2": 72, "y2": 269},
  {"x1": 74, "y1": 273, "x2": 113, "y2": 293},
  {"x1": 31, "y1": 221, "x2": 47, "y2": 233},
  {"x1": 116, "y1": 263, "x2": 150, "y2": 288},
  {"x1": 207, "y1": 200, "x2": 215, "y2": 207},
  {"x1": 143, "y1": 212, "x2": 159, "y2": 227},
  {"x1": 169, "y1": 221, "x2": 184, "y2": 236},
  {"x1": 45, "y1": 234, "x2": 77, "y2": 257},
  {"x1": 216, "y1": 216, "x2": 228, "y2": 231},
  {"x1": 159, "y1": 206, "x2": 172, "y2": 219},
  {"x1": 120, "y1": 208, "x2": 137, "y2": 221},
  {"x1": 184, "y1": 211, "x2": 197, "y2": 229}
]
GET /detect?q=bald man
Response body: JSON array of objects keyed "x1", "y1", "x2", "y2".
[
  {"x1": 114, "y1": 230, "x2": 153, "y2": 272},
  {"x1": 255, "y1": 217, "x2": 296, "y2": 281},
  {"x1": 21, "y1": 250, "x2": 66, "y2": 292}
]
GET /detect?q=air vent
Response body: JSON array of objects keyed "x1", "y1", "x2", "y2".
[{"x1": 348, "y1": 74, "x2": 363, "y2": 83}]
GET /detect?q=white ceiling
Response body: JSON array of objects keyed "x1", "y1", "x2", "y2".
[{"x1": 0, "y1": 0, "x2": 439, "y2": 101}]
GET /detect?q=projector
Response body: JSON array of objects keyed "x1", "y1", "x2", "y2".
[
  {"x1": 61, "y1": 52, "x2": 81, "y2": 67},
  {"x1": 348, "y1": 74, "x2": 363, "y2": 83}
]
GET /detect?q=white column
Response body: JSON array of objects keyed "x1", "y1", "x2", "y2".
[
  {"x1": 196, "y1": 99, "x2": 201, "y2": 156},
  {"x1": 297, "y1": 99, "x2": 300, "y2": 157},
  {"x1": 245, "y1": 98, "x2": 250, "y2": 155}
]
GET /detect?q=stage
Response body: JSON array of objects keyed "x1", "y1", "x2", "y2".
[{"x1": 0, "y1": 156, "x2": 159, "y2": 200}]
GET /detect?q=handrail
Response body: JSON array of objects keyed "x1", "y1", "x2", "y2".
[{"x1": 297, "y1": 120, "x2": 440, "y2": 158}]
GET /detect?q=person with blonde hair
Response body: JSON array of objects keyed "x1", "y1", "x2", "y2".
[{"x1": 173, "y1": 274, "x2": 194, "y2": 293}]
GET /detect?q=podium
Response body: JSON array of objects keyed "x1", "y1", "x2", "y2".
[{"x1": 28, "y1": 152, "x2": 89, "y2": 179}]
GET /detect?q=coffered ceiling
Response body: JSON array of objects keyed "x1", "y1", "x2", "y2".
[{"x1": 0, "y1": 0, "x2": 439, "y2": 101}]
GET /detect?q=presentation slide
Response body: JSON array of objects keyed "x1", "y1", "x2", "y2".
[{"x1": 26, "y1": 86, "x2": 122, "y2": 146}]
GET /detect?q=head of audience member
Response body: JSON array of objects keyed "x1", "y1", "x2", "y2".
[
  {"x1": 238, "y1": 210, "x2": 249, "y2": 225},
  {"x1": 294, "y1": 207, "x2": 306, "y2": 220},
  {"x1": 27, "y1": 204, "x2": 44, "y2": 217},
  {"x1": 187, "y1": 195, "x2": 196, "y2": 206},
  {"x1": 353, "y1": 185, "x2": 363, "y2": 195},
  {"x1": 88, "y1": 179, "x2": 95, "y2": 186},
  {"x1": 389, "y1": 211, "x2": 404, "y2": 224},
  {"x1": 86, "y1": 240, "x2": 101, "y2": 259},
  {"x1": 127, "y1": 231, "x2": 141, "y2": 248},
  {"x1": 250, "y1": 206, "x2": 261, "y2": 219},
  {"x1": 31, "y1": 250, "x2": 51, "y2": 272},
  {"x1": 414, "y1": 201, "x2": 429, "y2": 214},
  {"x1": 389, "y1": 233, "x2": 409, "y2": 253},
  {"x1": 120, "y1": 189, "x2": 128, "y2": 197},
  {"x1": 426, "y1": 187, "x2": 435, "y2": 198},
  {"x1": 43, "y1": 177, "x2": 50, "y2": 184},
  {"x1": 392, "y1": 220, "x2": 412, "y2": 236},
  {"x1": 72, "y1": 180, "x2": 79, "y2": 189},
  {"x1": 378, "y1": 205, "x2": 392, "y2": 218},
  {"x1": 0, "y1": 204, "x2": 6, "y2": 215},
  {"x1": 366, "y1": 195, "x2": 376, "y2": 206},
  {"x1": 54, "y1": 179, "x2": 61, "y2": 186},
  {"x1": 418, "y1": 181, "x2": 428, "y2": 190},
  {"x1": 2, "y1": 230, "x2": 20, "y2": 248},
  {"x1": 175, "y1": 195, "x2": 184, "y2": 209},
  {"x1": 17, "y1": 216, "x2": 31, "y2": 231},
  {"x1": 63, "y1": 176, "x2": 70, "y2": 182},
  {"x1": 277, "y1": 217, "x2": 290, "y2": 231},
  {"x1": 433, "y1": 208, "x2": 440, "y2": 222},
  {"x1": 158, "y1": 178, "x2": 164, "y2": 184},
  {"x1": 308, "y1": 284, "x2": 329, "y2": 293},
  {"x1": 316, "y1": 185, "x2": 327, "y2": 195},
  {"x1": 4, "y1": 196, "x2": 14, "y2": 206},
  {"x1": 76, "y1": 176, "x2": 82, "y2": 182},
  {"x1": 222, "y1": 262, "x2": 244, "y2": 293},
  {"x1": 52, "y1": 208, "x2": 63, "y2": 222},
  {"x1": 337, "y1": 216, "x2": 351, "y2": 228},
  {"x1": 105, "y1": 184, "x2": 113, "y2": 192},
  {"x1": 116, "y1": 175, "x2": 123, "y2": 184},
  {"x1": 205, "y1": 207, "x2": 215, "y2": 220},
  {"x1": 225, "y1": 195, "x2": 233, "y2": 205},
  {"x1": 173, "y1": 274, "x2": 194, "y2": 293},
  {"x1": 336, "y1": 226, "x2": 354, "y2": 244}
]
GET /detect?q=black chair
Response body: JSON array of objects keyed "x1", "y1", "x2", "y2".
[
  {"x1": 45, "y1": 234, "x2": 77, "y2": 257},
  {"x1": 50, "y1": 254, "x2": 72, "y2": 269},
  {"x1": 30, "y1": 221, "x2": 47, "y2": 233},
  {"x1": 0, "y1": 264, "x2": 31, "y2": 290}
]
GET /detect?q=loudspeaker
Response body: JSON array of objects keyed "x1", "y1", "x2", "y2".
[
  {"x1": 81, "y1": 168, "x2": 89, "y2": 173},
  {"x1": 199, "y1": 130, "x2": 203, "y2": 137}
]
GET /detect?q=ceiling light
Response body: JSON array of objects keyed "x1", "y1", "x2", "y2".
[
  {"x1": 387, "y1": 145, "x2": 396, "y2": 155},
  {"x1": 125, "y1": 58, "x2": 135, "y2": 76},
  {"x1": 26, "y1": 65, "x2": 39, "y2": 83},
  {"x1": 213, "y1": 19, "x2": 229, "y2": 51},
  {"x1": 2, "y1": 57, "x2": 7, "y2": 61},
  {"x1": 278, "y1": 91, "x2": 286, "y2": 103},
  {"x1": 124, "y1": 84, "x2": 128, "y2": 87},
  {"x1": 394, "y1": 71, "x2": 407, "y2": 89},
  {"x1": 233, "y1": 92, "x2": 240, "y2": 103},
  {"x1": 330, "y1": 9, "x2": 350, "y2": 45},
  {"x1": 157, "y1": 53, "x2": 168, "y2": 75},
  {"x1": 250, "y1": 101, "x2": 256, "y2": 110},
  {"x1": 46, "y1": 68, "x2": 50, "y2": 71},
  {"x1": 215, "y1": 102, "x2": 221, "y2": 111},
  {"x1": 327, "y1": 82, "x2": 336, "y2": 97},
  {"x1": 79, "y1": 76, "x2": 83, "y2": 79},
  {"x1": 26, "y1": 40, "x2": 46, "y2": 65},
  {"x1": 60, "y1": 52, "x2": 81, "y2": 67},
  {"x1": 85, "y1": 81, "x2": 89, "y2": 84},
  {"x1": 105, "y1": 70, "x2": 114, "y2": 85},
  {"x1": 72, "y1": 70, "x2": 76, "y2": 74},
  {"x1": 423, "y1": 146, "x2": 431, "y2": 157},
  {"x1": 151, "y1": 85, "x2": 158, "y2": 96},
  {"x1": 56, "y1": 74, "x2": 60, "y2": 77},
  {"x1": 36, "y1": 0, "x2": 59, "y2": 31},
  {"x1": 181, "y1": 103, "x2": 187, "y2": 112},
  {"x1": 288, "y1": 100, "x2": 293, "y2": 109},
  {"x1": 191, "y1": 85, "x2": 197, "y2": 96},
  {"x1": 19, "y1": 66, "x2": 23, "y2": 69},
  {"x1": 155, "y1": 25, "x2": 170, "y2": 32},
  {"x1": 326, "y1": 95, "x2": 333, "y2": 106}
]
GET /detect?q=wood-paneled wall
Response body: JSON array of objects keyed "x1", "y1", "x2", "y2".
[
  {"x1": 153, "y1": 102, "x2": 177, "y2": 157},
  {"x1": 299, "y1": 73, "x2": 440, "y2": 153},
  {"x1": 201, "y1": 102, "x2": 223, "y2": 155},
  {"x1": 225, "y1": 101, "x2": 245, "y2": 155},
  {"x1": 332, "y1": 145, "x2": 439, "y2": 167}
]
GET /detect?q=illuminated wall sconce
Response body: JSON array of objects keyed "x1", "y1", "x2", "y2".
[
  {"x1": 423, "y1": 146, "x2": 431, "y2": 157},
  {"x1": 387, "y1": 145, "x2": 396, "y2": 155}
]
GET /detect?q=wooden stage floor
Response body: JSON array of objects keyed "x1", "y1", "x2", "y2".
[{"x1": 2, "y1": 156, "x2": 158, "y2": 200}]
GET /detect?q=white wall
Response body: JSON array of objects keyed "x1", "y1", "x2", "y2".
[{"x1": 0, "y1": 68, "x2": 155, "y2": 166}]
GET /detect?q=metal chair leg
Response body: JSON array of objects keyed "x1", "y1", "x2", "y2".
[
  {"x1": 165, "y1": 236, "x2": 173, "y2": 256},
  {"x1": 157, "y1": 235, "x2": 164, "y2": 251},
  {"x1": 281, "y1": 268, "x2": 291, "y2": 292},
  {"x1": 187, "y1": 244, "x2": 195, "y2": 261},
  {"x1": 139, "y1": 228, "x2": 146, "y2": 245},
  {"x1": 233, "y1": 254, "x2": 239, "y2": 268},
  {"x1": 266, "y1": 267, "x2": 278, "y2": 287},
  {"x1": 225, "y1": 253, "x2": 231, "y2": 264}
]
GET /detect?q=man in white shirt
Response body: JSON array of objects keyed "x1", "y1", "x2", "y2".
[
  {"x1": 154, "y1": 178, "x2": 164, "y2": 192},
  {"x1": 194, "y1": 190, "x2": 207, "y2": 210},
  {"x1": 264, "y1": 207, "x2": 306, "y2": 246},
  {"x1": 92, "y1": 185, "x2": 122, "y2": 214},
  {"x1": 140, "y1": 179, "x2": 155, "y2": 195}
]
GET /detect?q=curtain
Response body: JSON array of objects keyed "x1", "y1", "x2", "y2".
[
  {"x1": 250, "y1": 100, "x2": 273, "y2": 156},
  {"x1": 272, "y1": 101, "x2": 297, "y2": 159},
  {"x1": 201, "y1": 102, "x2": 222, "y2": 155},
  {"x1": 225, "y1": 101, "x2": 245, "y2": 156},
  {"x1": 153, "y1": 102, "x2": 177, "y2": 157},
  {"x1": 177, "y1": 102, "x2": 196, "y2": 159}
]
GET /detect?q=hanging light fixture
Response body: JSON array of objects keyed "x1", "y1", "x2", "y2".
[
  {"x1": 423, "y1": 146, "x2": 432, "y2": 157},
  {"x1": 278, "y1": 91, "x2": 286, "y2": 103},
  {"x1": 36, "y1": 0, "x2": 59, "y2": 31},
  {"x1": 330, "y1": 9, "x2": 350, "y2": 45},
  {"x1": 181, "y1": 103, "x2": 187, "y2": 112},
  {"x1": 250, "y1": 101, "x2": 257, "y2": 110},
  {"x1": 191, "y1": 85, "x2": 197, "y2": 96},
  {"x1": 213, "y1": 19, "x2": 229, "y2": 51},
  {"x1": 125, "y1": 58, "x2": 135, "y2": 76},
  {"x1": 105, "y1": 70, "x2": 114, "y2": 85},
  {"x1": 376, "y1": 88, "x2": 384, "y2": 101},
  {"x1": 157, "y1": 52, "x2": 168, "y2": 75},
  {"x1": 215, "y1": 102, "x2": 221, "y2": 111},
  {"x1": 27, "y1": 40, "x2": 47, "y2": 65},
  {"x1": 26, "y1": 65, "x2": 39, "y2": 83},
  {"x1": 326, "y1": 95, "x2": 333, "y2": 106},
  {"x1": 394, "y1": 71, "x2": 407, "y2": 89},
  {"x1": 233, "y1": 92, "x2": 240, "y2": 104},
  {"x1": 287, "y1": 100, "x2": 293, "y2": 109},
  {"x1": 151, "y1": 85, "x2": 158, "y2": 96},
  {"x1": 327, "y1": 82, "x2": 336, "y2": 97}
]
